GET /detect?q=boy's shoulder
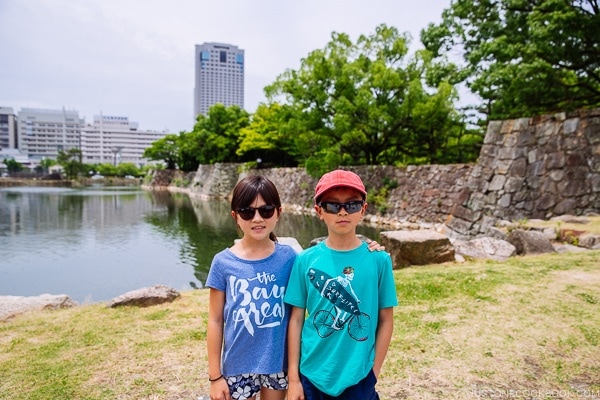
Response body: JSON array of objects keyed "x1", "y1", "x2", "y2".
[
  {"x1": 298, "y1": 241, "x2": 389, "y2": 258},
  {"x1": 297, "y1": 241, "x2": 323, "y2": 258}
]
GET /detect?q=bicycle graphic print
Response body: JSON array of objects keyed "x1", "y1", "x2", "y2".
[{"x1": 308, "y1": 267, "x2": 371, "y2": 341}]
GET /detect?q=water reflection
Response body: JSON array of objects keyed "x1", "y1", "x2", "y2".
[
  {"x1": 0, "y1": 186, "x2": 380, "y2": 303},
  {"x1": 145, "y1": 192, "x2": 239, "y2": 288}
]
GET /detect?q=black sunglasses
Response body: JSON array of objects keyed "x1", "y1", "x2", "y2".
[
  {"x1": 318, "y1": 200, "x2": 364, "y2": 214},
  {"x1": 236, "y1": 205, "x2": 277, "y2": 221}
]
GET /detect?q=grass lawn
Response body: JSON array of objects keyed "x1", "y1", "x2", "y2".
[{"x1": 1, "y1": 250, "x2": 599, "y2": 400}]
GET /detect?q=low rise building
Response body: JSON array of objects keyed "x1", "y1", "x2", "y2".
[
  {"x1": 10, "y1": 107, "x2": 168, "y2": 168},
  {"x1": 81, "y1": 114, "x2": 168, "y2": 166},
  {"x1": 0, "y1": 107, "x2": 19, "y2": 150},
  {"x1": 17, "y1": 108, "x2": 83, "y2": 160}
]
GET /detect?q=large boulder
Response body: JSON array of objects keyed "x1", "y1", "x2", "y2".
[
  {"x1": 506, "y1": 229, "x2": 556, "y2": 255},
  {"x1": 277, "y1": 237, "x2": 304, "y2": 253},
  {"x1": 379, "y1": 230, "x2": 455, "y2": 268},
  {"x1": 453, "y1": 237, "x2": 517, "y2": 261},
  {"x1": 107, "y1": 285, "x2": 180, "y2": 308},
  {"x1": 578, "y1": 233, "x2": 600, "y2": 249},
  {"x1": 0, "y1": 294, "x2": 78, "y2": 321}
]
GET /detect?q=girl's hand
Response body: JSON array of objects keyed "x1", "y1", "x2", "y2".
[{"x1": 209, "y1": 377, "x2": 230, "y2": 400}]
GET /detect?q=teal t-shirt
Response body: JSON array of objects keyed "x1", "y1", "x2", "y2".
[{"x1": 284, "y1": 241, "x2": 398, "y2": 396}]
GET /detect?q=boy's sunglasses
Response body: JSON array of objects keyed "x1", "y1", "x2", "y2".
[
  {"x1": 318, "y1": 200, "x2": 364, "y2": 215},
  {"x1": 236, "y1": 205, "x2": 277, "y2": 221}
]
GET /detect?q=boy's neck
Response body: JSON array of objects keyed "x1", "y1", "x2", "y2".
[{"x1": 325, "y1": 233, "x2": 362, "y2": 251}]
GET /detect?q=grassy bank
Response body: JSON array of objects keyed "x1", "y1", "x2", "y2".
[{"x1": 1, "y1": 250, "x2": 599, "y2": 400}]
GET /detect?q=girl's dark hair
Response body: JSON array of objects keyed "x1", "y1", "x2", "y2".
[{"x1": 231, "y1": 175, "x2": 282, "y2": 242}]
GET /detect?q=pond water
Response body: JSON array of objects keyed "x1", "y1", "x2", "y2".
[{"x1": 0, "y1": 185, "x2": 380, "y2": 303}]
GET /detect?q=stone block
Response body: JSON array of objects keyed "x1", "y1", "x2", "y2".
[
  {"x1": 507, "y1": 229, "x2": 556, "y2": 255},
  {"x1": 453, "y1": 237, "x2": 516, "y2": 261},
  {"x1": 108, "y1": 285, "x2": 180, "y2": 308},
  {"x1": 379, "y1": 230, "x2": 455, "y2": 268},
  {"x1": 0, "y1": 294, "x2": 78, "y2": 321}
]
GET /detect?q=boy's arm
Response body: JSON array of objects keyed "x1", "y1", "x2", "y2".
[
  {"x1": 287, "y1": 306, "x2": 306, "y2": 400},
  {"x1": 373, "y1": 307, "x2": 394, "y2": 378}
]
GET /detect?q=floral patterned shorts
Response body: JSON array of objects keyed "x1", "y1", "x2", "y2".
[{"x1": 225, "y1": 372, "x2": 288, "y2": 400}]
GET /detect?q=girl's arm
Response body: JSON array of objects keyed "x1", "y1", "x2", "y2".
[
  {"x1": 287, "y1": 306, "x2": 306, "y2": 400},
  {"x1": 207, "y1": 288, "x2": 230, "y2": 400}
]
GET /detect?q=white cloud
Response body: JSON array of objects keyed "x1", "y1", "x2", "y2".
[{"x1": 0, "y1": 0, "x2": 451, "y2": 133}]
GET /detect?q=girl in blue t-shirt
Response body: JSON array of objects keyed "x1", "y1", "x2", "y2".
[{"x1": 206, "y1": 175, "x2": 296, "y2": 400}]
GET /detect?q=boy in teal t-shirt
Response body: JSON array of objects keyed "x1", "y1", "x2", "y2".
[{"x1": 284, "y1": 170, "x2": 398, "y2": 399}]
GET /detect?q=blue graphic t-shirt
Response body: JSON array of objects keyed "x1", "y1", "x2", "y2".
[
  {"x1": 284, "y1": 241, "x2": 398, "y2": 396},
  {"x1": 206, "y1": 242, "x2": 297, "y2": 376}
]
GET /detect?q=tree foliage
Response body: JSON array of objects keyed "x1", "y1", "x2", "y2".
[
  {"x1": 96, "y1": 163, "x2": 118, "y2": 177},
  {"x1": 264, "y1": 24, "x2": 476, "y2": 175},
  {"x1": 143, "y1": 104, "x2": 251, "y2": 171},
  {"x1": 236, "y1": 103, "x2": 299, "y2": 167},
  {"x1": 191, "y1": 104, "x2": 250, "y2": 165},
  {"x1": 421, "y1": 0, "x2": 600, "y2": 119},
  {"x1": 3, "y1": 158, "x2": 25, "y2": 174},
  {"x1": 40, "y1": 158, "x2": 56, "y2": 173},
  {"x1": 57, "y1": 148, "x2": 85, "y2": 180},
  {"x1": 143, "y1": 134, "x2": 179, "y2": 170}
]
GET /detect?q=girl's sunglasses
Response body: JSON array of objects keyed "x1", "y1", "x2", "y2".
[
  {"x1": 236, "y1": 205, "x2": 277, "y2": 221},
  {"x1": 318, "y1": 200, "x2": 364, "y2": 214}
]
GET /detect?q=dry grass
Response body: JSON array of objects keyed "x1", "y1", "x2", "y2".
[
  {"x1": 519, "y1": 215, "x2": 600, "y2": 236},
  {"x1": 381, "y1": 257, "x2": 600, "y2": 399},
  {"x1": 1, "y1": 250, "x2": 599, "y2": 400}
]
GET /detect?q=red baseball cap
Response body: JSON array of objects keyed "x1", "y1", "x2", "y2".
[{"x1": 314, "y1": 170, "x2": 367, "y2": 203}]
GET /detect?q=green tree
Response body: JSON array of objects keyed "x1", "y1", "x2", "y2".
[
  {"x1": 236, "y1": 103, "x2": 299, "y2": 167},
  {"x1": 421, "y1": 0, "x2": 600, "y2": 119},
  {"x1": 56, "y1": 148, "x2": 85, "y2": 180},
  {"x1": 177, "y1": 130, "x2": 202, "y2": 172},
  {"x1": 143, "y1": 134, "x2": 179, "y2": 169},
  {"x1": 3, "y1": 158, "x2": 25, "y2": 174},
  {"x1": 192, "y1": 104, "x2": 250, "y2": 164},
  {"x1": 96, "y1": 163, "x2": 118, "y2": 177},
  {"x1": 265, "y1": 24, "x2": 469, "y2": 174},
  {"x1": 40, "y1": 158, "x2": 56, "y2": 173},
  {"x1": 116, "y1": 162, "x2": 140, "y2": 177}
]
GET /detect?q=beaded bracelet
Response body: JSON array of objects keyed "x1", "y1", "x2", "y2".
[{"x1": 208, "y1": 374, "x2": 224, "y2": 382}]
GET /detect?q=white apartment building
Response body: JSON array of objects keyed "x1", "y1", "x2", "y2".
[
  {"x1": 17, "y1": 108, "x2": 83, "y2": 160},
  {"x1": 13, "y1": 108, "x2": 167, "y2": 168},
  {"x1": 81, "y1": 114, "x2": 167, "y2": 166},
  {"x1": 194, "y1": 42, "x2": 245, "y2": 119},
  {"x1": 0, "y1": 107, "x2": 18, "y2": 149}
]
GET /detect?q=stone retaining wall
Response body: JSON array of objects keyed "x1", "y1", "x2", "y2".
[
  {"x1": 150, "y1": 108, "x2": 600, "y2": 238},
  {"x1": 447, "y1": 108, "x2": 600, "y2": 238}
]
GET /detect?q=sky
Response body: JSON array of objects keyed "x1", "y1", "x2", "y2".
[{"x1": 0, "y1": 0, "x2": 452, "y2": 134}]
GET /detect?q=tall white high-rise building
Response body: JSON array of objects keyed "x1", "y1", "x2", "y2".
[{"x1": 194, "y1": 42, "x2": 244, "y2": 119}]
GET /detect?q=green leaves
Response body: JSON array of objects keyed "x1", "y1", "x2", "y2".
[
  {"x1": 422, "y1": 0, "x2": 600, "y2": 119},
  {"x1": 264, "y1": 23, "x2": 473, "y2": 171},
  {"x1": 56, "y1": 148, "x2": 85, "y2": 179}
]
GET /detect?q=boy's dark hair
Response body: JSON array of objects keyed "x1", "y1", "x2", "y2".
[{"x1": 231, "y1": 175, "x2": 281, "y2": 241}]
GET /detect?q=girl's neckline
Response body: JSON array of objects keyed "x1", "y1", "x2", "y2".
[{"x1": 229, "y1": 240, "x2": 277, "y2": 261}]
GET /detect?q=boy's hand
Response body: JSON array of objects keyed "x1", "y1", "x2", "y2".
[
  {"x1": 366, "y1": 239, "x2": 385, "y2": 251},
  {"x1": 287, "y1": 380, "x2": 305, "y2": 400}
]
